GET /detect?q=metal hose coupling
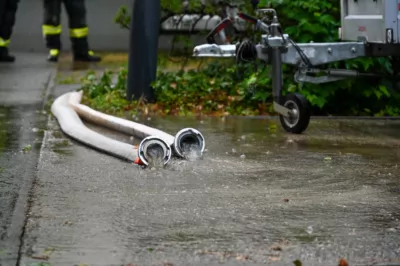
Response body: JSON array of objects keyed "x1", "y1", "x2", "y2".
[
  {"x1": 173, "y1": 128, "x2": 205, "y2": 159},
  {"x1": 138, "y1": 136, "x2": 172, "y2": 166}
]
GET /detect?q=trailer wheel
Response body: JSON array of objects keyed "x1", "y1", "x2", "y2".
[{"x1": 279, "y1": 93, "x2": 311, "y2": 134}]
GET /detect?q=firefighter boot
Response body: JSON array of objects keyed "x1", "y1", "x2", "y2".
[
  {"x1": 0, "y1": 47, "x2": 15, "y2": 62},
  {"x1": 74, "y1": 50, "x2": 101, "y2": 62},
  {"x1": 72, "y1": 37, "x2": 101, "y2": 62},
  {"x1": 47, "y1": 49, "x2": 60, "y2": 62}
]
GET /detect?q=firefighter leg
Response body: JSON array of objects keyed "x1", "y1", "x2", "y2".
[
  {"x1": 63, "y1": 0, "x2": 100, "y2": 62},
  {"x1": 42, "y1": 0, "x2": 62, "y2": 62},
  {"x1": 0, "y1": 0, "x2": 20, "y2": 62}
]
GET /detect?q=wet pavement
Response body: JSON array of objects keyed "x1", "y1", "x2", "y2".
[
  {"x1": 19, "y1": 111, "x2": 400, "y2": 265},
  {"x1": 0, "y1": 53, "x2": 54, "y2": 265}
]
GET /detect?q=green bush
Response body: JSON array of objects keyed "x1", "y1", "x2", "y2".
[{"x1": 95, "y1": 0, "x2": 400, "y2": 116}]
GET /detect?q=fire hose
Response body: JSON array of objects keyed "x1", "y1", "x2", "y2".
[
  {"x1": 68, "y1": 90, "x2": 205, "y2": 160},
  {"x1": 51, "y1": 92, "x2": 172, "y2": 166}
]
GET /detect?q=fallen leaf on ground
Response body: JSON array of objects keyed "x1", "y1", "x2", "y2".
[
  {"x1": 272, "y1": 245, "x2": 282, "y2": 251},
  {"x1": 236, "y1": 254, "x2": 249, "y2": 261},
  {"x1": 31, "y1": 255, "x2": 49, "y2": 260},
  {"x1": 29, "y1": 262, "x2": 51, "y2": 266},
  {"x1": 268, "y1": 255, "x2": 281, "y2": 261},
  {"x1": 293, "y1": 259, "x2": 302, "y2": 266},
  {"x1": 43, "y1": 247, "x2": 55, "y2": 256},
  {"x1": 338, "y1": 258, "x2": 349, "y2": 266}
]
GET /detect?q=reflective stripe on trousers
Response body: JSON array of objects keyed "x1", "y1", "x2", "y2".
[
  {"x1": 42, "y1": 25, "x2": 62, "y2": 35},
  {"x1": 42, "y1": 26, "x2": 89, "y2": 38},
  {"x1": 70, "y1": 27, "x2": 88, "y2": 38},
  {"x1": 0, "y1": 37, "x2": 10, "y2": 47}
]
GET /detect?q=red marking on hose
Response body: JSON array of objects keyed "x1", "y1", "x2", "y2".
[{"x1": 134, "y1": 157, "x2": 143, "y2": 165}]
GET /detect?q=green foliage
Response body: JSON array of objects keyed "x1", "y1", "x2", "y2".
[
  {"x1": 80, "y1": 69, "x2": 134, "y2": 115},
  {"x1": 79, "y1": 60, "x2": 273, "y2": 116},
  {"x1": 104, "y1": 0, "x2": 400, "y2": 116},
  {"x1": 152, "y1": 61, "x2": 273, "y2": 115},
  {"x1": 114, "y1": 5, "x2": 130, "y2": 29}
]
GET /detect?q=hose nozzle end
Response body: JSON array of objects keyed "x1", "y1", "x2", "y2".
[
  {"x1": 174, "y1": 128, "x2": 205, "y2": 159},
  {"x1": 138, "y1": 136, "x2": 172, "y2": 166}
]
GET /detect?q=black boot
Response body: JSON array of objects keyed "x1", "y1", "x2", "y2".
[
  {"x1": 47, "y1": 49, "x2": 60, "y2": 62},
  {"x1": 71, "y1": 37, "x2": 101, "y2": 62},
  {"x1": 74, "y1": 50, "x2": 101, "y2": 62},
  {"x1": 0, "y1": 47, "x2": 15, "y2": 62}
]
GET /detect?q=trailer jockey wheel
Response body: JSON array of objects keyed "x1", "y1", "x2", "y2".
[{"x1": 279, "y1": 93, "x2": 311, "y2": 134}]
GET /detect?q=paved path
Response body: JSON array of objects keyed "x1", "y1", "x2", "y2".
[
  {"x1": 0, "y1": 53, "x2": 55, "y2": 265},
  {"x1": 20, "y1": 110, "x2": 400, "y2": 265}
]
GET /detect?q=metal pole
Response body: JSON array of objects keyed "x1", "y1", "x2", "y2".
[{"x1": 127, "y1": 0, "x2": 161, "y2": 102}]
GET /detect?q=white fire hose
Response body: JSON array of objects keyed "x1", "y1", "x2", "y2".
[
  {"x1": 51, "y1": 92, "x2": 172, "y2": 166},
  {"x1": 69, "y1": 90, "x2": 205, "y2": 159}
]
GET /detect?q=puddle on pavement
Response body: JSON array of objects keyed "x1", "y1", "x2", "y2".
[
  {"x1": 45, "y1": 126, "x2": 74, "y2": 156},
  {"x1": 0, "y1": 107, "x2": 11, "y2": 155},
  {"x1": 51, "y1": 140, "x2": 74, "y2": 155},
  {"x1": 0, "y1": 105, "x2": 48, "y2": 243},
  {"x1": 133, "y1": 116, "x2": 400, "y2": 162}
]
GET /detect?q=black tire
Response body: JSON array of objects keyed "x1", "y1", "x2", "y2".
[{"x1": 279, "y1": 93, "x2": 311, "y2": 134}]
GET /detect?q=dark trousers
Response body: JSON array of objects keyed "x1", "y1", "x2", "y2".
[
  {"x1": 0, "y1": 0, "x2": 19, "y2": 47},
  {"x1": 43, "y1": 0, "x2": 89, "y2": 55}
]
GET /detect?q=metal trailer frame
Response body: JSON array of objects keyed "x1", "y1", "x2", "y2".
[{"x1": 192, "y1": 4, "x2": 400, "y2": 134}]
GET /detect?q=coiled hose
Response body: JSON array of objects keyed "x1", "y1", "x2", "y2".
[
  {"x1": 51, "y1": 92, "x2": 172, "y2": 166},
  {"x1": 69, "y1": 91, "x2": 205, "y2": 159}
]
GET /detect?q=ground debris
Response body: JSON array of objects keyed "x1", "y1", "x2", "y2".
[
  {"x1": 338, "y1": 258, "x2": 349, "y2": 266},
  {"x1": 271, "y1": 239, "x2": 290, "y2": 250},
  {"x1": 31, "y1": 247, "x2": 55, "y2": 261},
  {"x1": 196, "y1": 250, "x2": 250, "y2": 262},
  {"x1": 23, "y1": 144, "x2": 32, "y2": 153},
  {"x1": 293, "y1": 259, "x2": 302, "y2": 266},
  {"x1": 271, "y1": 245, "x2": 282, "y2": 251},
  {"x1": 283, "y1": 198, "x2": 289, "y2": 203},
  {"x1": 235, "y1": 254, "x2": 249, "y2": 261},
  {"x1": 31, "y1": 254, "x2": 49, "y2": 260},
  {"x1": 268, "y1": 254, "x2": 281, "y2": 261},
  {"x1": 63, "y1": 220, "x2": 73, "y2": 226}
]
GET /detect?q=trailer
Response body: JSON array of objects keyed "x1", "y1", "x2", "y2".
[{"x1": 191, "y1": 0, "x2": 400, "y2": 134}]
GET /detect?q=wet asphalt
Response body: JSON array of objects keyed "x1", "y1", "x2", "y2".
[
  {"x1": 0, "y1": 53, "x2": 54, "y2": 265},
  {"x1": 1, "y1": 54, "x2": 400, "y2": 266},
  {"x1": 19, "y1": 114, "x2": 400, "y2": 266}
]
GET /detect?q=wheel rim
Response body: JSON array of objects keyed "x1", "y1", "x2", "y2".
[{"x1": 282, "y1": 100, "x2": 300, "y2": 128}]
